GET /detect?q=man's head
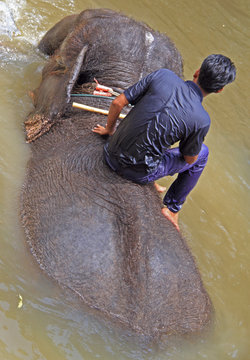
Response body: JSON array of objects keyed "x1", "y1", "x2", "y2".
[{"x1": 195, "y1": 54, "x2": 236, "y2": 94}]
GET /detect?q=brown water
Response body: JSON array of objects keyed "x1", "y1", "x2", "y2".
[{"x1": 0, "y1": 0, "x2": 249, "y2": 359}]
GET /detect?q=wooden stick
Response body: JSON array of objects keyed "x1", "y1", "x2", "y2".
[{"x1": 72, "y1": 102, "x2": 126, "y2": 119}]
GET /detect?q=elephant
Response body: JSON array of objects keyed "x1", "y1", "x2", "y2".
[{"x1": 20, "y1": 9, "x2": 212, "y2": 339}]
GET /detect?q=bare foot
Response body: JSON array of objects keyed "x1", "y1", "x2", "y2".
[
  {"x1": 161, "y1": 207, "x2": 180, "y2": 231},
  {"x1": 154, "y1": 182, "x2": 166, "y2": 193}
]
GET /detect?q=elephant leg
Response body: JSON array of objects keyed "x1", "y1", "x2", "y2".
[
  {"x1": 37, "y1": 9, "x2": 114, "y2": 56},
  {"x1": 38, "y1": 14, "x2": 78, "y2": 55}
]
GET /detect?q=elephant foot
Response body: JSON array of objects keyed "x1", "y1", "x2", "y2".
[{"x1": 161, "y1": 207, "x2": 180, "y2": 231}]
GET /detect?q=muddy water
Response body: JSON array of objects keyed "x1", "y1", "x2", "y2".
[{"x1": 0, "y1": 0, "x2": 249, "y2": 359}]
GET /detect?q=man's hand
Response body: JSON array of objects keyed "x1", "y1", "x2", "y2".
[
  {"x1": 184, "y1": 154, "x2": 198, "y2": 164},
  {"x1": 92, "y1": 93, "x2": 129, "y2": 137},
  {"x1": 92, "y1": 124, "x2": 114, "y2": 136}
]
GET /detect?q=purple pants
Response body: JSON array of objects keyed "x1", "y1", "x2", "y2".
[{"x1": 105, "y1": 144, "x2": 209, "y2": 213}]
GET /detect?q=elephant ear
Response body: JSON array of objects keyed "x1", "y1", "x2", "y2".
[{"x1": 25, "y1": 45, "x2": 88, "y2": 143}]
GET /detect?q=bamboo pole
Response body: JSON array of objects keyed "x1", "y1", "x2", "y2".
[{"x1": 72, "y1": 102, "x2": 126, "y2": 119}]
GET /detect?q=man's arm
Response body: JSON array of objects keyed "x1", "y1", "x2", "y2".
[
  {"x1": 92, "y1": 70, "x2": 158, "y2": 136},
  {"x1": 92, "y1": 93, "x2": 129, "y2": 136}
]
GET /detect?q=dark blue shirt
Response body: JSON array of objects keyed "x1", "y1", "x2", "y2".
[{"x1": 105, "y1": 69, "x2": 210, "y2": 176}]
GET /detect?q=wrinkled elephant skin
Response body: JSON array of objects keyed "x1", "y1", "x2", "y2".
[{"x1": 20, "y1": 9, "x2": 212, "y2": 339}]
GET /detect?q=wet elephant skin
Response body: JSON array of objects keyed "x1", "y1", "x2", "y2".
[{"x1": 20, "y1": 9, "x2": 212, "y2": 339}]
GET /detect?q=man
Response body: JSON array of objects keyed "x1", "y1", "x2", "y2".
[{"x1": 93, "y1": 54, "x2": 236, "y2": 230}]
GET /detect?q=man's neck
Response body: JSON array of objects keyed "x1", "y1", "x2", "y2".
[
  {"x1": 192, "y1": 78, "x2": 209, "y2": 98},
  {"x1": 198, "y1": 84, "x2": 209, "y2": 98}
]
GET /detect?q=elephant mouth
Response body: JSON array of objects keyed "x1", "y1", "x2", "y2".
[{"x1": 24, "y1": 113, "x2": 54, "y2": 143}]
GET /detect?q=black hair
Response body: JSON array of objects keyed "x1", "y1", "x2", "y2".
[{"x1": 198, "y1": 54, "x2": 236, "y2": 93}]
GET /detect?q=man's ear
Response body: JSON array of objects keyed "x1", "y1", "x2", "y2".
[
  {"x1": 193, "y1": 69, "x2": 200, "y2": 81},
  {"x1": 215, "y1": 88, "x2": 224, "y2": 93},
  {"x1": 193, "y1": 69, "x2": 200, "y2": 84}
]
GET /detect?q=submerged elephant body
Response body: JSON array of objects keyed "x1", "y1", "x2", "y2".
[{"x1": 21, "y1": 9, "x2": 212, "y2": 338}]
